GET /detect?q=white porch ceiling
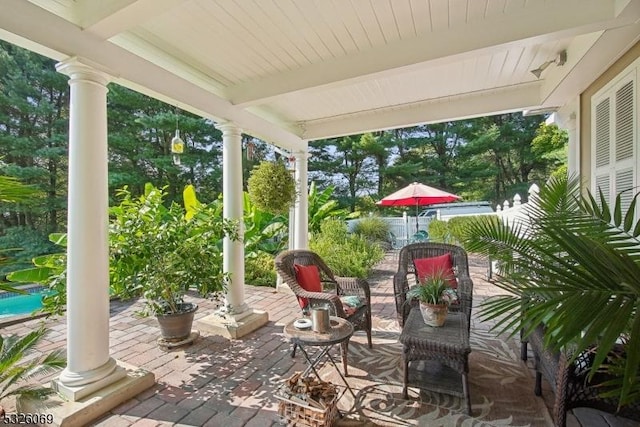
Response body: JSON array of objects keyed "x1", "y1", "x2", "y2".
[{"x1": 1, "y1": 0, "x2": 640, "y2": 151}]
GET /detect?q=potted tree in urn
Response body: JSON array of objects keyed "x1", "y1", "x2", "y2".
[
  {"x1": 406, "y1": 270, "x2": 458, "y2": 327},
  {"x1": 110, "y1": 184, "x2": 238, "y2": 345}
]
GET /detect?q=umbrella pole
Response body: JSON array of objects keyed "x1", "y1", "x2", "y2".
[{"x1": 415, "y1": 204, "x2": 419, "y2": 233}]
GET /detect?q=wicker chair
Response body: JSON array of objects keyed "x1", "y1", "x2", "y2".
[
  {"x1": 393, "y1": 242, "x2": 473, "y2": 328},
  {"x1": 274, "y1": 249, "x2": 372, "y2": 373},
  {"x1": 529, "y1": 324, "x2": 640, "y2": 427}
]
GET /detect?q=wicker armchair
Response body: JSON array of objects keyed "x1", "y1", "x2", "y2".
[
  {"x1": 529, "y1": 324, "x2": 640, "y2": 427},
  {"x1": 274, "y1": 250, "x2": 372, "y2": 372},
  {"x1": 393, "y1": 242, "x2": 473, "y2": 328}
]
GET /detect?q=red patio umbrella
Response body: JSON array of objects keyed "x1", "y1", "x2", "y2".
[{"x1": 377, "y1": 182, "x2": 461, "y2": 232}]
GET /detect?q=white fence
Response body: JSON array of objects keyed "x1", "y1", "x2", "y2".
[
  {"x1": 348, "y1": 214, "x2": 431, "y2": 247},
  {"x1": 495, "y1": 184, "x2": 540, "y2": 230},
  {"x1": 349, "y1": 185, "x2": 539, "y2": 251},
  {"x1": 487, "y1": 184, "x2": 540, "y2": 278},
  {"x1": 381, "y1": 215, "x2": 432, "y2": 240}
]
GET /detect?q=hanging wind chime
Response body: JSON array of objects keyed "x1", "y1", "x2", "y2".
[{"x1": 171, "y1": 112, "x2": 185, "y2": 165}]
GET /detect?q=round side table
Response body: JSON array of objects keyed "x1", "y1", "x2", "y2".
[{"x1": 283, "y1": 316, "x2": 355, "y2": 400}]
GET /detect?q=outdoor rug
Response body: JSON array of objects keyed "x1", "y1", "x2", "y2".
[{"x1": 317, "y1": 318, "x2": 553, "y2": 427}]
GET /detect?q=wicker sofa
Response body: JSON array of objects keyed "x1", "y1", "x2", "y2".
[
  {"x1": 393, "y1": 242, "x2": 473, "y2": 328},
  {"x1": 528, "y1": 324, "x2": 640, "y2": 427}
]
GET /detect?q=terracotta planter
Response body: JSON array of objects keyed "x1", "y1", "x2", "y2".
[
  {"x1": 156, "y1": 302, "x2": 198, "y2": 342},
  {"x1": 419, "y1": 302, "x2": 448, "y2": 327}
]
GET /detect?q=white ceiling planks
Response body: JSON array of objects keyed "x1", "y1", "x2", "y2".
[{"x1": 0, "y1": 0, "x2": 637, "y2": 151}]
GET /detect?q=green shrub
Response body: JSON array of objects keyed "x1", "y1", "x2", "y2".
[
  {"x1": 428, "y1": 220, "x2": 451, "y2": 243},
  {"x1": 310, "y1": 218, "x2": 384, "y2": 278},
  {"x1": 429, "y1": 216, "x2": 496, "y2": 249},
  {"x1": 448, "y1": 216, "x2": 478, "y2": 249},
  {"x1": 0, "y1": 227, "x2": 58, "y2": 276},
  {"x1": 245, "y1": 251, "x2": 276, "y2": 287},
  {"x1": 352, "y1": 216, "x2": 390, "y2": 243},
  {"x1": 110, "y1": 184, "x2": 237, "y2": 316}
]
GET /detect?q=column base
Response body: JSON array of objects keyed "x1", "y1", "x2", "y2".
[
  {"x1": 53, "y1": 361, "x2": 125, "y2": 401},
  {"x1": 57, "y1": 357, "x2": 118, "y2": 390},
  {"x1": 195, "y1": 308, "x2": 268, "y2": 339},
  {"x1": 20, "y1": 360, "x2": 155, "y2": 427}
]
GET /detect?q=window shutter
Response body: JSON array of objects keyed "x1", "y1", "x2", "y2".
[
  {"x1": 593, "y1": 97, "x2": 612, "y2": 206},
  {"x1": 595, "y1": 98, "x2": 610, "y2": 168},
  {"x1": 591, "y1": 71, "x2": 637, "y2": 209},
  {"x1": 591, "y1": 66, "x2": 637, "y2": 216},
  {"x1": 615, "y1": 168, "x2": 634, "y2": 213},
  {"x1": 615, "y1": 80, "x2": 634, "y2": 161}
]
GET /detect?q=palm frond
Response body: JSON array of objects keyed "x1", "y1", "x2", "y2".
[
  {"x1": 463, "y1": 174, "x2": 640, "y2": 405},
  {"x1": 0, "y1": 326, "x2": 65, "y2": 402}
]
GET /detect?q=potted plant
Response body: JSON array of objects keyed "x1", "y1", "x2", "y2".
[
  {"x1": 462, "y1": 175, "x2": 640, "y2": 407},
  {"x1": 110, "y1": 184, "x2": 238, "y2": 343},
  {"x1": 406, "y1": 269, "x2": 458, "y2": 327}
]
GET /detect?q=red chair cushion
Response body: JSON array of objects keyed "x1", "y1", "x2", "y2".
[
  {"x1": 294, "y1": 264, "x2": 322, "y2": 308},
  {"x1": 413, "y1": 253, "x2": 458, "y2": 288}
]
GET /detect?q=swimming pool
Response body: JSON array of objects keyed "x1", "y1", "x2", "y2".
[{"x1": 0, "y1": 287, "x2": 47, "y2": 319}]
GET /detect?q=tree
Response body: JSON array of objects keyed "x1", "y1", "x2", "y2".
[
  {"x1": 107, "y1": 85, "x2": 224, "y2": 204},
  {"x1": 309, "y1": 134, "x2": 378, "y2": 211},
  {"x1": 0, "y1": 40, "x2": 69, "y2": 234},
  {"x1": 531, "y1": 122, "x2": 568, "y2": 179},
  {"x1": 407, "y1": 122, "x2": 471, "y2": 189},
  {"x1": 458, "y1": 114, "x2": 549, "y2": 204}
]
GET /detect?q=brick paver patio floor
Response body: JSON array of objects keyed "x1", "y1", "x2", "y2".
[{"x1": 1, "y1": 252, "x2": 550, "y2": 426}]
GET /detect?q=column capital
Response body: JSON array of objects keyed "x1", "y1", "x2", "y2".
[
  {"x1": 56, "y1": 57, "x2": 113, "y2": 87},
  {"x1": 215, "y1": 121, "x2": 243, "y2": 137}
]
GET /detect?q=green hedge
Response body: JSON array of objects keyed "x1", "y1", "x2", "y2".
[
  {"x1": 311, "y1": 218, "x2": 384, "y2": 278},
  {"x1": 245, "y1": 251, "x2": 277, "y2": 287},
  {"x1": 352, "y1": 216, "x2": 391, "y2": 245},
  {"x1": 427, "y1": 220, "x2": 451, "y2": 244},
  {"x1": 429, "y1": 215, "x2": 494, "y2": 250}
]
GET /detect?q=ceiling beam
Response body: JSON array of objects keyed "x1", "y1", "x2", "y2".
[
  {"x1": 75, "y1": 0, "x2": 187, "y2": 40},
  {"x1": 109, "y1": 31, "x2": 229, "y2": 97},
  {"x1": 0, "y1": 0, "x2": 303, "y2": 151},
  {"x1": 228, "y1": 0, "x2": 637, "y2": 107},
  {"x1": 301, "y1": 84, "x2": 542, "y2": 141}
]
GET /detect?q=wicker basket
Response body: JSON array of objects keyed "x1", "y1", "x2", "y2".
[
  {"x1": 275, "y1": 373, "x2": 338, "y2": 427},
  {"x1": 276, "y1": 394, "x2": 338, "y2": 427}
]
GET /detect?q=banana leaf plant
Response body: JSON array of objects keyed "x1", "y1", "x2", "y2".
[
  {"x1": 6, "y1": 234, "x2": 67, "y2": 316},
  {"x1": 0, "y1": 175, "x2": 44, "y2": 293},
  {"x1": 463, "y1": 174, "x2": 640, "y2": 406},
  {"x1": 242, "y1": 192, "x2": 288, "y2": 256},
  {"x1": 308, "y1": 181, "x2": 357, "y2": 233}
]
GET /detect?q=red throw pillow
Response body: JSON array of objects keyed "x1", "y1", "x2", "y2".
[
  {"x1": 294, "y1": 264, "x2": 322, "y2": 308},
  {"x1": 413, "y1": 253, "x2": 458, "y2": 288}
]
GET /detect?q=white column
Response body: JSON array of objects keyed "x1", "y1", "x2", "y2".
[
  {"x1": 294, "y1": 149, "x2": 309, "y2": 249},
  {"x1": 54, "y1": 58, "x2": 118, "y2": 394},
  {"x1": 552, "y1": 100, "x2": 580, "y2": 178},
  {"x1": 566, "y1": 111, "x2": 580, "y2": 178},
  {"x1": 217, "y1": 122, "x2": 248, "y2": 315},
  {"x1": 288, "y1": 205, "x2": 296, "y2": 250}
]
